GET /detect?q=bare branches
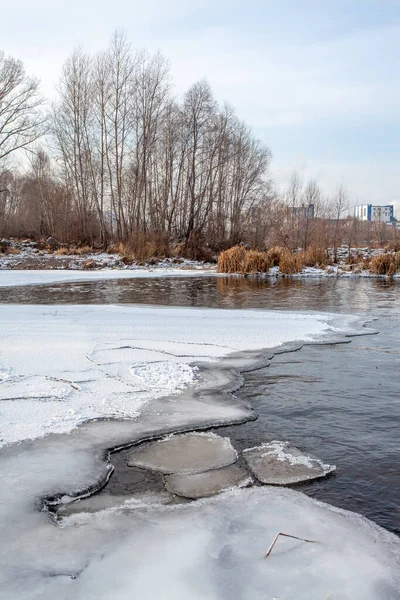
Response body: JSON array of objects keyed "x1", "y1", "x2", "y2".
[
  {"x1": 0, "y1": 52, "x2": 45, "y2": 164},
  {"x1": 49, "y1": 33, "x2": 273, "y2": 252}
]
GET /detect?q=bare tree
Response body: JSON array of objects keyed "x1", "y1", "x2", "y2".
[
  {"x1": 330, "y1": 183, "x2": 350, "y2": 261},
  {"x1": 0, "y1": 52, "x2": 45, "y2": 165}
]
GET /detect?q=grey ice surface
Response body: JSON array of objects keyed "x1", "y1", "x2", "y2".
[
  {"x1": 57, "y1": 491, "x2": 174, "y2": 517},
  {"x1": 127, "y1": 432, "x2": 238, "y2": 474},
  {"x1": 164, "y1": 464, "x2": 251, "y2": 499},
  {"x1": 243, "y1": 440, "x2": 336, "y2": 485}
]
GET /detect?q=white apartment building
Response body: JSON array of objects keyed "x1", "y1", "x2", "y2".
[{"x1": 354, "y1": 204, "x2": 394, "y2": 223}]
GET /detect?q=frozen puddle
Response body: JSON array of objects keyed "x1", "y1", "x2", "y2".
[
  {"x1": 164, "y1": 464, "x2": 251, "y2": 499},
  {"x1": 127, "y1": 432, "x2": 238, "y2": 474},
  {"x1": 243, "y1": 441, "x2": 336, "y2": 485}
]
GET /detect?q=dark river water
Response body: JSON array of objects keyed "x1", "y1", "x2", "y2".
[{"x1": 2, "y1": 276, "x2": 399, "y2": 535}]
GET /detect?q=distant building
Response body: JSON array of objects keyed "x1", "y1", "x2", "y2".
[
  {"x1": 290, "y1": 204, "x2": 315, "y2": 219},
  {"x1": 354, "y1": 204, "x2": 394, "y2": 223}
]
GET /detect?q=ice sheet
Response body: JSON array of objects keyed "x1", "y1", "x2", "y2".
[
  {"x1": 0, "y1": 267, "x2": 214, "y2": 288},
  {"x1": 0, "y1": 304, "x2": 346, "y2": 446},
  {"x1": 2, "y1": 481, "x2": 399, "y2": 600}
]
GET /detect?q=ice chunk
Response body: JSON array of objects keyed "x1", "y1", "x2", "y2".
[
  {"x1": 243, "y1": 440, "x2": 336, "y2": 485},
  {"x1": 57, "y1": 491, "x2": 174, "y2": 517},
  {"x1": 127, "y1": 432, "x2": 238, "y2": 474},
  {"x1": 164, "y1": 464, "x2": 251, "y2": 499}
]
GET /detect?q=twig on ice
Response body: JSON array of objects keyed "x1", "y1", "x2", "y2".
[{"x1": 264, "y1": 532, "x2": 319, "y2": 558}]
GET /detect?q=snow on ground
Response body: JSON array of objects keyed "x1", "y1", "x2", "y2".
[{"x1": 0, "y1": 304, "x2": 345, "y2": 446}]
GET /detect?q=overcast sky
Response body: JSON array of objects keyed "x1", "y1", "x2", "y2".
[{"x1": 2, "y1": 0, "x2": 399, "y2": 209}]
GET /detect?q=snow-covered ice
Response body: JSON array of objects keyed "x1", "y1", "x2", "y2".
[
  {"x1": 0, "y1": 303, "x2": 352, "y2": 446},
  {"x1": 0, "y1": 267, "x2": 214, "y2": 288},
  {"x1": 127, "y1": 432, "x2": 238, "y2": 474},
  {"x1": 243, "y1": 441, "x2": 336, "y2": 485},
  {"x1": 1, "y1": 293, "x2": 396, "y2": 599}
]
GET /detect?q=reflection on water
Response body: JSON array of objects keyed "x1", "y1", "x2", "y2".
[
  {"x1": 0, "y1": 274, "x2": 398, "y2": 314},
  {"x1": 1, "y1": 275, "x2": 400, "y2": 535}
]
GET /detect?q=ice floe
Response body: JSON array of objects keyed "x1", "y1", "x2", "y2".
[
  {"x1": 243, "y1": 441, "x2": 336, "y2": 485},
  {"x1": 164, "y1": 464, "x2": 251, "y2": 499},
  {"x1": 127, "y1": 432, "x2": 238, "y2": 474}
]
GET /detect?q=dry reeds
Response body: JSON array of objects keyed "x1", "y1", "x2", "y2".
[
  {"x1": 55, "y1": 247, "x2": 68, "y2": 255},
  {"x1": 218, "y1": 244, "x2": 331, "y2": 275},
  {"x1": 217, "y1": 246, "x2": 271, "y2": 273},
  {"x1": 264, "y1": 532, "x2": 319, "y2": 558},
  {"x1": 299, "y1": 245, "x2": 330, "y2": 268},
  {"x1": 370, "y1": 252, "x2": 400, "y2": 276},
  {"x1": 266, "y1": 246, "x2": 283, "y2": 267},
  {"x1": 217, "y1": 245, "x2": 247, "y2": 273},
  {"x1": 278, "y1": 250, "x2": 301, "y2": 275},
  {"x1": 242, "y1": 250, "x2": 271, "y2": 273}
]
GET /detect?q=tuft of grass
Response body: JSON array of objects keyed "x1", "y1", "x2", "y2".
[
  {"x1": 242, "y1": 250, "x2": 271, "y2": 273},
  {"x1": 296, "y1": 246, "x2": 330, "y2": 269},
  {"x1": 265, "y1": 246, "x2": 284, "y2": 267},
  {"x1": 55, "y1": 247, "x2": 68, "y2": 255},
  {"x1": 370, "y1": 252, "x2": 400, "y2": 276},
  {"x1": 278, "y1": 250, "x2": 301, "y2": 274},
  {"x1": 217, "y1": 246, "x2": 247, "y2": 273}
]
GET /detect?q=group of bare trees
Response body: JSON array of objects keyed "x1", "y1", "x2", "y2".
[
  {"x1": 49, "y1": 32, "x2": 272, "y2": 253},
  {"x1": 0, "y1": 34, "x2": 396, "y2": 256},
  {"x1": 0, "y1": 33, "x2": 273, "y2": 254}
]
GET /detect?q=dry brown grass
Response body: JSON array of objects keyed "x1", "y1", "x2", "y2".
[
  {"x1": 72, "y1": 245, "x2": 92, "y2": 255},
  {"x1": 218, "y1": 244, "x2": 330, "y2": 275},
  {"x1": 266, "y1": 246, "x2": 284, "y2": 267},
  {"x1": 217, "y1": 246, "x2": 247, "y2": 273},
  {"x1": 218, "y1": 246, "x2": 278, "y2": 274},
  {"x1": 278, "y1": 250, "x2": 301, "y2": 274},
  {"x1": 55, "y1": 247, "x2": 69, "y2": 255},
  {"x1": 370, "y1": 252, "x2": 400, "y2": 276},
  {"x1": 297, "y1": 246, "x2": 330, "y2": 268},
  {"x1": 385, "y1": 240, "x2": 400, "y2": 252},
  {"x1": 242, "y1": 250, "x2": 271, "y2": 273},
  {"x1": 6, "y1": 247, "x2": 21, "y2": 255}
]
